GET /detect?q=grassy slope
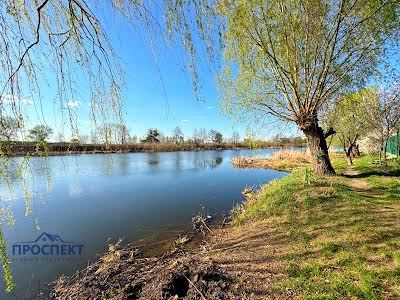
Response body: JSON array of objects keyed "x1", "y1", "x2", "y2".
[{"x1": 210, "y1": 156, "x2": 400, "y2": 299}]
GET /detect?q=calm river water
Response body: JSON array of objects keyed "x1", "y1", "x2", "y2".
[{"x1": 0, "y1": 149, "x2": 289, "y2": 299}]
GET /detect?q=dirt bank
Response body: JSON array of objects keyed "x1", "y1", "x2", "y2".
[
  {"x1": 51, "y1": 211, "x2": 292, "y2": 300},
  {"x1": 51, "y1": 238, "x2": 245, "y2": 300}
]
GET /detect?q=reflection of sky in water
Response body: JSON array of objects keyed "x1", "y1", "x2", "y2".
[
  {"x1": 0, "y1": 148, "x2": 291, "y2": 298},
  {"x1": 68, "y1": 183, "x2": 81, "y2": 198}
]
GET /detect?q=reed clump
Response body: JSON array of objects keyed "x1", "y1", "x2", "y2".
[{"x1": 232, "y1": 150, "x2": 311, "y2": 171}]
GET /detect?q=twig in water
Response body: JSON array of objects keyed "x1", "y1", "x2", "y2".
[
  {"x1": 202, "y1": 220, "x2": 212, "y2": 232},
  {"x1": 220, "y1": 217, "x2": 227, "y2": 229}
]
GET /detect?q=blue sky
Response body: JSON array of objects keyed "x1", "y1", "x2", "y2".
[
  {"x1": 107, "y1": 18, "x2": 235, "y2": 139},
  {"x1": 11, "y1": 4, "x2": 301, "y2": 142},
  {"x1": 15, "y1": 10, "x2": 251, "y2": 141}
]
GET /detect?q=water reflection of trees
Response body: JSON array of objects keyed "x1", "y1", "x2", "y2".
[
  {"x1": 193, "y1": 156, "x2": 223, "y2": 169},
  {"x1": 147, "y1": 153, "x2": 160, "y2": 168},
  {"x1": 114, "y1": 154, "x2": 131, "y2": 175},
  {"x1": 1, "y1": 156, "x2": 54, "y2": 184},
  {"x1": 143, "y1": 152, "x2": 224, "y2": 172}
]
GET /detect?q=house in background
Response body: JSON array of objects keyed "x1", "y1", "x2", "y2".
[{"x1": 387, "y1": 131, "x2": 400, "y2": 157}]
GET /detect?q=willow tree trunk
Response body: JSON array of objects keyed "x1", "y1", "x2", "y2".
[
  {"x1": 299, "y1": 118, "x2": 335, "y2": 175},
  {"x1": 351, "y1": 144, "x2": 360, "y2": 157},
  {"x1": 345, "y1": 146, "x2": 353, "y2": 165}
]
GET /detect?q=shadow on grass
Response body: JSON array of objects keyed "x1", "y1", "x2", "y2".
[{"x1": 342, "y1": 169, "x2": 400, "y2": 178}]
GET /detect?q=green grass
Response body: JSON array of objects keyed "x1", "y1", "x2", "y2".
[{"x1": 232, "y1": 155, "x2": 400, "y2": 299}]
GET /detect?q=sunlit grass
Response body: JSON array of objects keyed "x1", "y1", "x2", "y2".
[{"x1": 232, "y1": 155, "x2": 400, "y2": 299}]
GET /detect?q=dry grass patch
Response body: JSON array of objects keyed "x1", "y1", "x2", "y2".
[
  {"x1": 232, "y1": 150, "x2": 342, "y2": 172},
  {"x1": 232, "y1": 150, "x2": 311, "y2": 171}
]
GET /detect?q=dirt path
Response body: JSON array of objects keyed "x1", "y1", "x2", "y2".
[
  {"x1": 343, "y1": 166, "x2": 382, "y2": 197},
  {"x1": 207, "y1": 221, "x2": 292, "y2": 299}
]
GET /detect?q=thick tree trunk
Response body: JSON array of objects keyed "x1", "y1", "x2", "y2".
[
  {"x1": 351, "y1": 144, "x2": 360, "y2": 157},
  {"x1": 345, "y1": 146, "x2": 353, "y2": 165},
  {"x1": 299, "y1": 118, "x2": 335, "y2": 175}
]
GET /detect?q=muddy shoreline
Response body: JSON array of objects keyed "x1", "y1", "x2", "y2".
[{"x1": 50, "y1": 215, "x2": 241, "y2": 300}]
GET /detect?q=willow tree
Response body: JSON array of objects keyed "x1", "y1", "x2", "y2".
[
  {"x1": 324, "y1": 88, "x2": 376, "y2": 165},
  {"x1": 365, "y1": 83, "x2": 400, "y2": 163},
  {"x1": 0, "y1": 0, "x2": 218, "y2": 293},
  {"x1": 219, "y1": 0, "x2": 400, "y2": 174}
]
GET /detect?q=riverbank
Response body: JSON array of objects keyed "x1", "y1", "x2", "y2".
[
  {"x1": 3, "y1": 142, "x2": 307, "y2": 157},
  {"x1": 51, "y1": 154, "x2": 400, "y2": 299},
  {"x1": 3, "y1": 142, "x2": 246, "y2": 157}
]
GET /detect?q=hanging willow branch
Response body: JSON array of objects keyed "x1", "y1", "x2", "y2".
[{"x1": 0, "y1": 0, "x2": 222, "y2": 293}]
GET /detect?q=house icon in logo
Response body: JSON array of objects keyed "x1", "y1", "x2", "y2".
[{"x1": 32, "y1": 232, "x2": 67, "y2": 243}]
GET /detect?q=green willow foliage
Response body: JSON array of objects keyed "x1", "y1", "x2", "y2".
[
  {"x1": 217, "y1": 0, "x2": 399, "y2": 174},
  {"x1": 164, "y1": 0, "x2": 223, "y2": 98},
  {"x1": 0, "y1": 227, "x2": 13, "y2": 293},
  {"x1": 219, "y1": 0, "x2": 400, "y2": 125},
  {"x1": 324, "y1": 87, "x2": 378, "y2": 163}
]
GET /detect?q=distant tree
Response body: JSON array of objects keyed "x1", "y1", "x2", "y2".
[
  {"x1": 172, "y1": 126, "x2": 184, "y2": 144},
  {"x1": 192, "y1": 129, "x2": 198, "y2": 144},
  {"x1": 208, "y1": 129, "x2": 217, "y2": 143},
  {"x1": 192, "y1": 129, "x2": 200, "y2": 145},
  {"x1": 57, "y1": 132, "x2": 65, "y2": 143},
  {"x1": 0, "y1": 117, "x2": 19, "y2": 142},
  {"x1": 69, "y1": 133, "x2": 89, "y2": 145},
  {"x1": 95, "y1": 125, "x2": 112, "y2": 145},
  {"x1": 117, "y1": 124, "x2": 130, "y2": 144},
  {"x1": 78, "y1": 134, "x2": 89, "y2": 144},
  {"x1": 365, "y1": 84, "x2": 400, "y2": 163},
  {"x1": 210, "y1": 130, "x2": 223, "y2": 144},
  {"x1": 127, "y1": 135, "x2": 138, "y2": 144},
  {"x1": 324, "y1": 89, "x2": 372, "y2": 165},
  {"x1": 142, "y1": 129, "x2": 160, "y2": 143},
  {"x1": 198, "y1": 128, "x2": 207, "y2": 143},
  {"x1": 243, "y1": 137, "x2": 263, "y2": 149},
  {"x1": 90, "y1": 129, "x2": 100, "y2": 144},
  {"x1": 193, "y1": 128, "x2": 207, "y2": 144},
  {"x1": 232, "y1": 131, "x2": 240, "y2": 145},
  {"x1": 70, "y1": 137, "x2": 80, "y2": 144},
  {"x1": 291, "y1": 136, "x2": 307, "y2": 145},
  {"x1": 193, "y1": 130, "x2": 199, "y2": 143},
  {"x1": 215, "y1": 132, "x2": 223, "y2": 144},
  {"x1": 271, "y1": 134, "x2": 283, "y2": 145},
  {"x1": 28, "y1": 125, "x2": 53, "y2": 143},
  {"x1": 158, "y1": 132, "x2": 168, "y2": 143}
]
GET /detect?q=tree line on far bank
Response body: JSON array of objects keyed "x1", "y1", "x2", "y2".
[{"x1": 0, "y1": 122, "x2": 307, "y2": 155}]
